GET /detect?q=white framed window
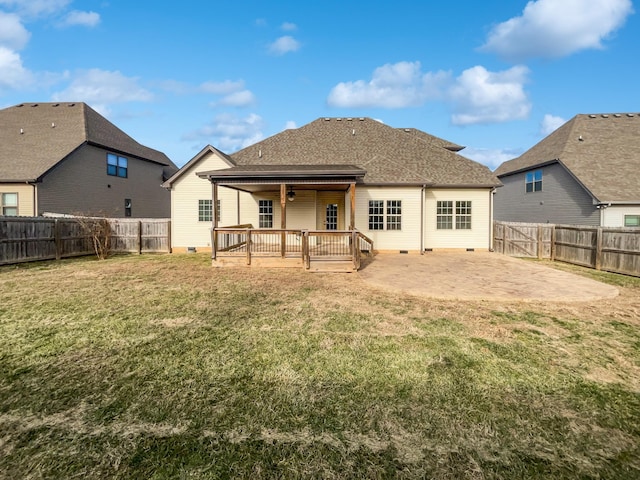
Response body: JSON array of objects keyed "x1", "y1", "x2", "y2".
[
  {"x1": 1, "y1": 192, "x2": 18, "y2": 216},
  {"x1": 368, "y1": 200, "x2": 401, "y2": 230},
  {"x1": 436, "y1": 201, "x2": 453, "y2": 229},
  {"x1": 198, "y1": 199, "x2": 220, "y2": 222},
  {"x1": 386, "y1": 200, "x2": 402, "y2": 230},
  {"x1": 368, "y1": 200, "x2": 384, "y2": 230},
  {"x1": 107, "y1": 153, "x2": 128, "y2": 178},
  {"x1": 624, "y1": 215, "x2": 640, "y2": 227},
  {"x1": 259, "y1": 200, "x2": 273, "y2": 228},
  {"x1": 525, "y1": 169, "x2": 542, "y2": 193},
  {"x1": 455, "y1": 201, "x2": 472, "y2": 230},
  {"x1": 437, "y1": 200, "x2": 472, "y2": 230}
]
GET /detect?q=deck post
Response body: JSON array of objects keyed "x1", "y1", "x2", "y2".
[
  {"x1": 280, "y1": 184, "x2": 287, "y2": 258},
  {"x1": 246, "y1": 229, "x2": 252, "y2": 265},
  {"x1": 211, "y1": 182, "x2": 219, "y2": 259},
  {"x1": 349, "y1": 183, "x2": 356, "y2": 230}
]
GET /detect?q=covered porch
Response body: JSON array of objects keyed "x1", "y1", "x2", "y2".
[{"x1": 197, "y1": 165, "x2": 374, "y2": 272}]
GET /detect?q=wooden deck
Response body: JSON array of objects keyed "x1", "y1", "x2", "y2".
[{"x1": 212, "y1": 228, "x2": 374, "y2": 272}]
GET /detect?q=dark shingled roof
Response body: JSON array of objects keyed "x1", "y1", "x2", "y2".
[
  {"x1": 495, "y1": 113, "x2": 640, "y2": 203},
  {"x1": 0, "y1": 102, "x2": 175, "y2": 182},
  {"x1": 230, "y1": 117, "x2": 499, "y2": 187}
]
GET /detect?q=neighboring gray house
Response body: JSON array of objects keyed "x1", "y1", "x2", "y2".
[
  {"x1": 494, "y1": 113, "x2": 640, "y2": 227},
  {"x1": 0, "y1": 102, "x2": 177, "y2": 218}
]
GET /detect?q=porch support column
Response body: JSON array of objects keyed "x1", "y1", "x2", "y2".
[
  {"x1": 349, "y1": 183, "x2": 356, "y2": 230},
  {"x1": 211, "y1": 181, "x2": 219, "y2": 259},
  {"x1": 280, "y1": 183, "x2": 287, "y2": 258}
]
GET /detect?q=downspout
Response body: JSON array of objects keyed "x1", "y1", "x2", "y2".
[
  {"x1": 489, "y1": 188, "x2": 496, "y2": 251},
  {"x1": 237, "y1": 190, "x2": 240, "y2": 225},
  {"x1": 420, "y1": 185, "x2": 426, "y2": 254}
]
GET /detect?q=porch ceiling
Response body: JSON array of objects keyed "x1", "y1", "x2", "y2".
[{"x1": 197, "y1": 164, "x2": 366, "y2": 193}]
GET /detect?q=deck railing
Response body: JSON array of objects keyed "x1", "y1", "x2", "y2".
[{"x1": 212, "y1": 226, "x2": 374, "y2": 270}]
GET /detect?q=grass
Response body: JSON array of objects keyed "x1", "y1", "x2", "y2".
[{"x1": 0, "y1": 254, "x2": 639, "y2": 479}]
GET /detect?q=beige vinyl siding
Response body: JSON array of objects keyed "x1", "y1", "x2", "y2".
[
  {"x1": 601, "y1": 205, "x2": 640, "y2": 227},
  {"x1": 171, "y1": 151, "x2": 239, "y2": 249},
  {"x1": 355, "y1": 186, "x2": 422, "y2": 252},
  {"x1": 0, "y1": 184, "x2": 35, "y2": 216},
  {"x1": 425, "y1": 189, "x2": 492, "y2": 250}
]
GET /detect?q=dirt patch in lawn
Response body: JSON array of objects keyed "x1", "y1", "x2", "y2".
[{"x1": 357, "y1": 252, "x2": 619, "y2": 302}]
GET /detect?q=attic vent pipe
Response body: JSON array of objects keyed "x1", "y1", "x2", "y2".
[
  {"x1": 51, "y1": 123, "x2": 55, "y2": 128},
  {"x1": 20, "y1": 128, "x2": 24, "y2": 134},
  {"x1": 352, "y1": 129, "x2": 355, "y2": 135},
  {"x1": 258, "y1": 149, "x2": 262, "y2": 158}
]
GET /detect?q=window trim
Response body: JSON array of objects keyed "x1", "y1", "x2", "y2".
[
  {"x1": 198, "y1": 199, "x2": 221, "y2": 222},
  {"x1": 1, "y1": 192, "x2": 19, "y2": 216},
  {"x1": 368, "y1": 199, "x2": 402, "y2": 231},
  {"x1": 259, "y1": 199, "x2": 273, "y2": 228},
  {"x1": 436, "y1": 200, "x2": 472, "y2": 230},
  {"x1": 107, "y1": 153, "x2": 128, "y2": 178},
  {"x1": 525, "y1": 169, "x2": 542, "y2": 193},
  {"x1": 624, "y1": 214, "x2": 640, "y2": 227}
]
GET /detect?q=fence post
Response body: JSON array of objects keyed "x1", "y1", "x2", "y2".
[
  {"x1": 167, "y1": 220, "x2": 172, "y2": 253},
  {"x1": 595, "y1": 227, "x2": 603, "y2": 270},
  {"x1": 54, "y1": 218, "x2": 61, "y2": 260},
  {"x1": 537, "y1": 225, "x2": 543, "y2": 259},
  {"x1": 550, "y1": 225, "x2": 556, "y2": 261},
  {"x1": 137, "y1": 220, "x2": 142, "y2": 255}
]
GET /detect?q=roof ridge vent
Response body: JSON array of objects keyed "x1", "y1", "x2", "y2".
[
  {"x1": 324, "y1": 117, "x2": 330, "y2": 121},
  {"x1": 627, "y1": 113, "x2": 635, "y2": 117},
  {"x1": 613, "y1": 114, "x2": 621, "y2": 118},
  {"x1": 588, "y1": 114, "x2": 597, "y2": 118},
  {"x1": 601, "y1": 114, "x2": 609, "y2": 118},
  {"x1": 359, "y1": 117, "x2": 364, "y2": 121},
  {"x1": 336, "y1": 118, "x2": 342, "y2": 121}
]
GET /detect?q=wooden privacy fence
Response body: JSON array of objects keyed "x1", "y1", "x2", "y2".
[
  {"x1": 494, "y1": 221, "x2": 640, "y2": 277},
  {"x1": 0, "y1": 216, "x2": 170, "y2": 266}
]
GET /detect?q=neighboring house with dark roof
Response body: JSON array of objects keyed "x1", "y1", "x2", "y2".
[
  {"x1": 0, "y1": 102, "x2": 177, "y2": 218},
  {"x1": 163, "y1": 117, "x2": 500, "y2": 255},
  {"x1": 494, "y1": 113, "x2": 640, "y2": 227}
]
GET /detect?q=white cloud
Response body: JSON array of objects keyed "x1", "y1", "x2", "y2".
[
  {"x1": 540, "y1": 114, "x2": 566, "y2": 136},
  {"x1": 327, "y1": 61, "x2": 451, "y2": 108},
  {"x1": 51, "y1": 69, "x2": 153, "y2": 107},
  {"x1": 0, "y1": 45, "x2": 33, "y2": 91},
  {"x1": 0, "y1": 0, "x2": 71, "y2": 18},
  {"x1": 462, "y1": 146, "x2": 523, "y2": 170},
  {"x1": 268, "y1": 35, "x2": 301, "y2": 55},
  {"x1": 480, "y1": 0, "x2": 634, "y2": 61},
  {"x1": 216, "y1": 90, "x2": 256, "y2": 107},
  {"x1": 199, "y1": 80, "x2": 245, "y2": 95},
  {"x1": 281, "y1": 22, "x2": 297, "y2": 31},
  {"x1": 0, "y1": 12, "x2": 30, "y2": 50},
  {"x1": 449, "y1": 65, "x2": 531, "y2": 125},
  {"x1": 60, "y1": 10, "x2": 100, "y2": 28},
  {"x1": 182, "y1": 113, "x2": 265, "y2": 152}
]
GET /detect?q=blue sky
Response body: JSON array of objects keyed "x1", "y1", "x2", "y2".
[{"x1": 0, "y1": 0, "x2": 637, "y2": 169}]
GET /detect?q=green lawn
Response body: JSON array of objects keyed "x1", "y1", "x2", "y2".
[{"x1": 1, "y1": 254, "x2": 639, "y2": 479}]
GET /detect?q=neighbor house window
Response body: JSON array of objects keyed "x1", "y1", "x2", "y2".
[
  {"x1": 368, "y1": 200, "x2": 384, "y2": 230},
  {"x1": 455, "y1": 201, "x2": 472, "y2": 230},
  {"x1": 525, "y1": 169, "x2": 542, "y2": 193},
  {"x1": 624, "y1": 215, "x2": 640, "y2": 227},
  {"x1": 368, "y1": 200, "x2": 401, "y2": 230},
  {"x1": 1, "y1": 192, "x2": 18, "y2": 216},
  {"x1": 107, "y1": 153, "x2": 128, "y2": 178},
  {"x1": 437, "y1": 200, "x2": 472, "y2": 230},
  {"x1": 436, "y1": 201, "x2": 453, "y2": 229},
  {"x1": 259, "y1": 200, "x2": 273, "y2": 228},
  {"x1": 198, "y1": 199, "x2": 221, "y2": 222}
]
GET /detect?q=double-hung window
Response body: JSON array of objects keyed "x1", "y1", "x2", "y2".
[
  {"x1": 437, "y1": 200, "x2": 472, "y2": 230},
  {"x1": 368, "y1": 200, "x2": 401, "y2": 230},
  {"x1": 107, "y1": 153, "x2": 128, "y2": 178},
  {"x1": 525, "y1": 169, "x2": 542, "y2": 193},
  {"x1": 624, "y1": 215, "x2": 640, "y2": 227},
  {"x1": 198, "y1": 199, "x2": 221, "y2": 222},
  {"x1": 259, "y1": 200, "x2": 273, "y2": 228},
  {"x1": 1, "y1": 192, "x2": 18, "y2": 216}
]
